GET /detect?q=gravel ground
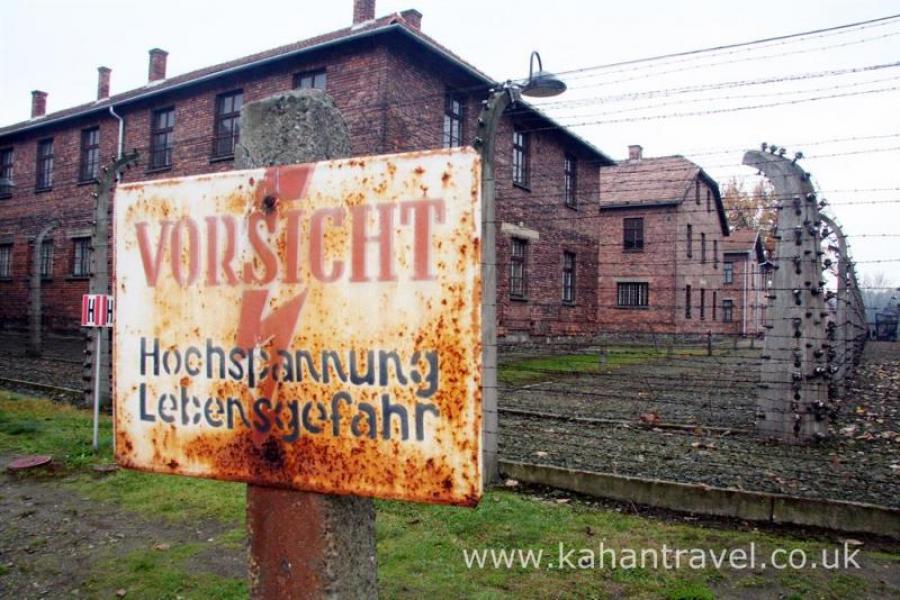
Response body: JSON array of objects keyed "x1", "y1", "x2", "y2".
[
  {"x1": 0, "y1": 333, "x2": 84, "y2": 392},
  {"x1": 499, "y1": 342, "x2": 900, "y2": 508}
]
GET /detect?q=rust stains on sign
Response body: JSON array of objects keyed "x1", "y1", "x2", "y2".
[{"x1": 113, "y1": 148, "x2": 482, "y2": 506}]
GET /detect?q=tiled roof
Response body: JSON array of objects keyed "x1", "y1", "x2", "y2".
[
  {"x1": 599, "y1": 156, "x2": 700, "y2": 205},
  {"x1": 722, "y1": 228, "x2": 760, "y2": 254}
]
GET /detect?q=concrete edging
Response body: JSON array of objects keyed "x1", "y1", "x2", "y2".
[{"x1": 499, "y1": 460, "x2": 900, "y2": 540}]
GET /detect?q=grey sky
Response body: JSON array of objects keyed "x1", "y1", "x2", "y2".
[{"x1": 1, "y1": 0, "x2": 897, "y2": 288}]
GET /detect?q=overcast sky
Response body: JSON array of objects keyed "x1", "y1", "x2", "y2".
[{"x1": 1, "y1": 0, "x2": 897, "y2": 291}]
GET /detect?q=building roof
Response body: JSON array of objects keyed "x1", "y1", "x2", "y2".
[
  {"x1": 0, "y1": 11, "x2": 611, "y2": 163},
  {"x1": 723, "y1": 228, "x2": 765, "y2": 262},
  {"x1": 599, "y1": 155, "x2": 730, "y2": 234}
]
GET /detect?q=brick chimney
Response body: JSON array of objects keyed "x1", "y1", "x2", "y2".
[
  {"x1": 400, "y1": 9, "x2": 422, "y2": 29},
  {"x1": 31, "y1": 90, "x2": 47, "y2": 118},
  {"x1": 97, "y1": 66, "x2": 111, "y2": 100},
  {"x1": 148, "y1": 48, "x2": 168, "y2": 82},
  {"x1": 628, "y1": 144, "x2": 643, "y2": 161},
  {"x1": 353, "y1": 0, "x2": 375, "y2": 24}
]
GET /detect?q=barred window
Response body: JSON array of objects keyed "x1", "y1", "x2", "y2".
[
  {"x1": 723, "y1": 299, "x2": 734, "y2": 322},
  {"x1": 724, "y1": 261, "x2": 734, "y2": 284},
  {"x1": 564, "y1": 154, "x2": 577, "y2": 208},
  {"x1": 73, "y1": 237, "x2": 91, "y2": 277},
  {"x1": 562, "y1": 251, "x2": 576, "y2": 303},
  {"x1": 293, "y1": 69, "x2": 326, "y2": 90},
  {"x1": 212, "y1": 90, "x2": 243, "y2": 158},
  {"x1": 1, "y1": 148, "x2": 14, "y2": 197},
  {"x1": 0, "y1": 244, "x2": 11, "y2": 278},
  {"x1": 686, "y1": 224, "x2": 693, "y2": 258},
  {"x1": 713, "y1": 291, "x2": 718, "y2": 320},
  {"x1": 685, "y1": 284, "x2": 692, "y2": 319},
  {"x1": 700, "y1": 288, "x2": 706, "y2": 320},
  {"x1": 36, "y1": 139, "x2": 53, "y2": 189},
  {"x1": 701, "y1": 232, "x2": 707, "y2": 264},
  {"x1": 79, "y1": 127, "x2": 100, "y2": 182},
  {"x1": 713, "y1": 239, "x2": 719, "y2": 268},
  {"x1": 623, "y1": 217, "x2": 644, "y2": 251},
  {"x1": 442, "y1": 93, "x2": 464, "y2": 148},
  {"x1": 39, "y1": 239, "x2": 53, "y2": 279},
  {"x1": 512, "y1": 130, "x2": 529, "y2": 187},
  {"x1": 150, "y1": 107, "x2": 175, "y2": 169},
  {"x1": 617, "y1": 282, "x2": 649, "y2": 308},
  {"x1": 509, "y1": 238, "x2": 527, "y2": 299}
]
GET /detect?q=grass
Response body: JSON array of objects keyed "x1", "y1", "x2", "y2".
[
  {"x1": 498, "y1": 346, "x2": 709, "y2": 386},
  {"x1": 2, "y1": 390, "x2": 898, "y2": 599}
]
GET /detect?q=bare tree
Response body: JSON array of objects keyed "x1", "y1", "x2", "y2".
[{"x1": 720, "y1": 177, "x2": 777, "y2": 253}]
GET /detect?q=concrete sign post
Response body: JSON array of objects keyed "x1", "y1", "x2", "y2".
[{"x1": 113, "y1": 90, "x2": 482, "y2": 597}]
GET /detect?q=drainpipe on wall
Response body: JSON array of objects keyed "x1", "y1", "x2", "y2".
[{"x1": 108, "y1": 105, "x2": 124, "y2": 165}]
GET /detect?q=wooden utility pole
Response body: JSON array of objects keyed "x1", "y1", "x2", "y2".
[{"x1": 237, "y1": 89, "x2": 377, "y2": 599}]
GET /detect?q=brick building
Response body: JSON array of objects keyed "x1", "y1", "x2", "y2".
[
  {"x1": 596, "y1": 145, "x2": 739, "y2": 335},
  {"x1": 0, "y1": 1, "x2": 613, "y2": 340},
  {"x1": 721, "y1": 228, "x2": 768, "y2": 337}
]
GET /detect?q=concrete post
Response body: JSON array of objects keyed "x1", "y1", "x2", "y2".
[
  {"x1": 819, "y1": 213, "x2": 849, "y2": 397},
  {"x1": 83, "y1": 152, "x2": 137, "y2": 408},
  {"x1": 744, "y1": 150, "x2": 829, "y2": 443},
  {"x1": 27, "y1": 222, "x2": 57, "y2": 356},
  {"x1": 474, "y1": 84, "x2": 521, "y2": 485},
  {"x1": 236, "y1": 89, "x2": 377, "y2": 600}
]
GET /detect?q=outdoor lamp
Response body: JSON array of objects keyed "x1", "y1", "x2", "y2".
[{"x1": 522, "y1": 51, "x2": 567, "y2": 98}]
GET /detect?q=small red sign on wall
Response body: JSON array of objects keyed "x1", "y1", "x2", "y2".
[{"x1": 82, "y1": 294, "x2": 114, "y2": 327}]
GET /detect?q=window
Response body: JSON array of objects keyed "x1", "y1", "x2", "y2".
[
  {"x1": 700, "y1": 288, "x2": 706, "y2": 320},
  {"x1": 686, "y1": 224, "x2": 693, "y2": 258},
  {"x1": 685, "y1": 285, "x2": 692, "y2": 319},
  {"x1": 509, "y1": 238, "x2": 527, "y2": 299},
  {"x1": 35, "y1": 139, "x2": 53, "y2": 189},
  {"x1": 695, "y1": 179, "x2": 701, "y2": 204},
  {"x1": 713, "y1": 291, "x2": 718, "y2": 320},
  {"x1": 564, "y1": 155, "x2": 577, "y2": 208},
  {"x1": 442, "y1": 93, "x2": 464, "y2": 148},
  {"x1": 713, "y1": 239, "x2": 719, "y2": 268},
  {"x1": 293, "y1": 69, "x2": 326, "y2": 90},
  {"x1": 0, "y1": 148, "x2": 13, "y2": 198},
  {"x1": 0, "y1": 244, "x2": 11, "y2": 278},
  {"x1": 617, "y1": 282, "x2": 649, "y2": 308},
  {"x1": 39, "y1": 239, "x2": 53, "y2": 279},
  {"x1": 706, "y1": 190, "x2": 712, "y2": 212},
  {"x1": 212, "y1": 90, "x2": 243, "y2": 158},
  {"x1": 73, "y1": 237, "x2": 91, "y2": 277},
  {"x1": 724, "y1": 261, "x2": 734, "y2": 284},
  {"x1": 79, "y1": 127, "x2": 100, "y2": 182},
  {"x1": 150, "y1": 107, "x2": 175, "y2": 169},
  {"x1": 562, "y1": 251, "x2": 576, "y2": 303},
  {"x1": 512, "y1": 130, "x2": 529, "y2": 187},
  {"x1": 700, "y1": 232, "x2": 707, "y2": 264},
  {"x1": 623, "y1": 217, "x2": 644, "y2": 251},
  {"x1": 722, "y1": 299, "x2": 734, "y2": 323}
]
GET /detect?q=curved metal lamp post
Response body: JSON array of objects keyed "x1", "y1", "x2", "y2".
[{"x1": 474, "y1": 52, "x2": 566, "y2": 484}]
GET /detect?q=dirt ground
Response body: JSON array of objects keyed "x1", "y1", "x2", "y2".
[
  {"x1": 0, "y1": 459, "x2": 245, "y2": 598},
  {"x1": 499, "y1": 342, "x2": 900, "y2": 507}
]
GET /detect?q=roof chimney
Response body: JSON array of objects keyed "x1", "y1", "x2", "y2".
[
  {"x1": 400, "y1": 9, "x2": 422, "y2": 29},
  {"x1": 353, "y1": 0, "x2": 375, "y2": 24},
  {"x1": 31, "y1": 90, "x2": 47, "y2": 118},
  {"x1": 97, "y1": 66, "x2": 111, "y2": 100},
  {"x1": 628, "y1": 144, "x2": 643, "y2": 161},
  {"x1": 148, "y1": 48, "x2": 168, "y2": 82}
]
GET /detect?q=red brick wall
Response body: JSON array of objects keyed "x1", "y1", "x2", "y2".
[
  {"x1": 0, "y1": 35, "x2": 605, "y2": 341},
  {"x1": 597, "y1": 206, "x2": 678, "y2": 333}
]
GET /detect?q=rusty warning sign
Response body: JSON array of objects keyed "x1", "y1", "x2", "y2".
[{"x1": 113, "y1": 148, "x2": 482, "y2": 506}]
